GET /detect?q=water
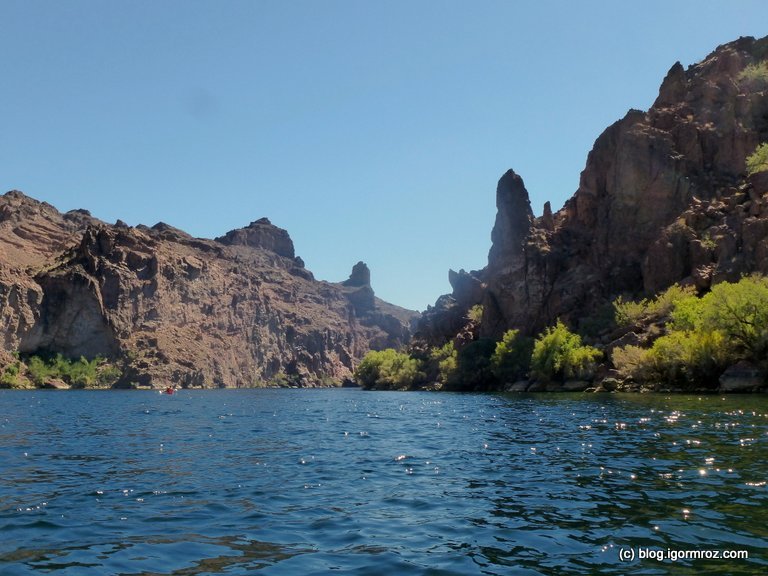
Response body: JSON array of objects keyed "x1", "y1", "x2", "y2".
[{"x1": 0, "y1": 390, "x2": 766, "y2": 575}]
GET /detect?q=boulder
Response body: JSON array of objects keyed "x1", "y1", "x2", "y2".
[
  {"x1": 719, "y1": 361, "x2": 765, "y2": 392},
  {"x1": 505, "y1": 380, "x2": 530, "y2": 392},
  {"x1": 563, "y1": 380, "x2": 591, "y2": 392}
]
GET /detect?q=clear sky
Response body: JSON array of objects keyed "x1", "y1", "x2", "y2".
[{"x1": 1, "y1": 1, "x2": 766, "y2": 311}]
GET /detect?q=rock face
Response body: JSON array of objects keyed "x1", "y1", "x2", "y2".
[
  {"x1": 215, "y1": 218, "x2": 295, "y2": 259},
  {"x1": 418, "y1": 35, "x2": 768, "y2": 343},
  {"x1": 0, "y1": 192, "x2": 418, "y2": 387}
]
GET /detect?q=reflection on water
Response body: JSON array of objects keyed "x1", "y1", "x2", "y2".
[{"x1": 0, "y1": 390, "x2": 766, "y2": 575}]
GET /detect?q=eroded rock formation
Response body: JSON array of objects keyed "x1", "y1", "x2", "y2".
[
  {"x1": 0, "y1": 192, "x2": 417, "y2": 387},
  {"x1": 417, "y1": 35, "x2": 768, "y2": 344}
]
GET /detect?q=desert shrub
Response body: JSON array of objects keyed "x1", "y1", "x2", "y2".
[
  {"x1": 652, "y1": 284, "x2": 697, "y2": 316},
  {"x1": 746, "y1": 143, "x2": 768, "y2": 176},
  {"x1": 738, "y1": 61, "x2": 768, "y2": 91},
  {"x1": 646, "y1": 330, "x2": 732, "y2": 389},
  {"x1": 613, "y1": 296, "x2": 650, "y2": 327},
  {"x1": 354, "y1": 349, "x2": 423, "y2": 390},
  {"x1": 613, "y1": 276, "x2": 768, "y2": 387},
  {"x1": 668, "y1": 276, "x2": 768, "y2": 360},
  {"x1": 23, "y1": 353, "x2": 111, "y2": 388},
  {"x1": 613, "y1": 284, "x2": 697, "y2": 327},
  {"x1": 467, "y1": 304, "x2": 484, "y2": 323},
  {"x1": 96, "y1": 364, "x2": 123, "y2": 387},
  {"x1": 531, "y1": 321, "x2": 601, "y2": 381},
  {"x1": 0, "y1": 360, "x2": 23, "y2": 388},
  {"x1": 612, "y1": 345, "x2": 653, "y2": 382},
  {"x1": 491, "y1": 329, "x2": 534, "y2": 383},
  {"x1": 63, "y1": 356, "x2": 100, "y2": 388},
  {"x1": 27, "y1": 355, "x2": 55, "y2": 387}
]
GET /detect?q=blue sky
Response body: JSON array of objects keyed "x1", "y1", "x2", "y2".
[{"x1": 1, "y1": 1, "x2": 766, "y2": 311}]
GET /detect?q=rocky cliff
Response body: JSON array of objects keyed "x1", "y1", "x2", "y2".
[
  {"x1": 0, "y1": 192, "x2": 417, "y2": 387},
  {"x1": 417, "y1": 35, "x2": 768, "y2": 344}
]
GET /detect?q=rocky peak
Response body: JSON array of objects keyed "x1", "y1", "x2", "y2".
[
  {"x1": 341, "y1": 261, "x2": 375, "y2": 313},
  {"x1": 215, "y1": 218, "x2": 295, "y2": 259},
  {"x1": 343, "y1": 261, "x2": 371, "y2": 287},
  {"x1": 654, "y1": 61, "x2": 687, "y2": 108},
  {"x1": 487, "y1": 170, "x2": 534, "y2": 265}
]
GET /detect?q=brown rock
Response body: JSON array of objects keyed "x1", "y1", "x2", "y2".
[
  {"x1": 215, "y1": 217, "x2": 295, "y2": 259},
  {"x1": 0, "y1": 192, "x2": 418, "y2": 388}
]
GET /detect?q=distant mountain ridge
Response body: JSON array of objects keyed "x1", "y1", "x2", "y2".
[
  {"x1": 417, "y1": 35, "x2": 768, "y2": 345},
  {"x1": 0, "y1": 191, "x2": 417, "y2": 387}
]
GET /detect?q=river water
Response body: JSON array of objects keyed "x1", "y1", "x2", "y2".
[{"x1": 0, "y1": 389, "x2": 766, "y2": 575}]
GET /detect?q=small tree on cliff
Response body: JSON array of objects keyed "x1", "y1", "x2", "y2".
[{"x1": 746, "y1": 143, "x2": 768, "y2": 175}]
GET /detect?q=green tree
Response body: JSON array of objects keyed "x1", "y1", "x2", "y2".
[
  {"x1": 699, "y1": 276, "x2": 768, "y2": 359},
  {"x1": 429, "y1": 342, "x2": 458, "y2": 386},
  {"x1": 491, "y1": 329, "x2": 533, "y2": 383},
  {"x1": 354, "y1": 349, "x2": 424, "y2": 390},
  {"x1": 531, "y1": 321, "x2": 601, "y2": 381}
]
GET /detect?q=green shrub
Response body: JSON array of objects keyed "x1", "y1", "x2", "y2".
[
  {"x1": 97, "y1": 364, "x2": 122, "y2": 387},
  {"x1": 23, "y1": 353, "x2": 117, "y2": 388},
  {"x1": 467, "y1": 304, "x2": 484, "y2": 323},
  {"x1": 354, "y1": 349, "x2": 424, "y2": 390},
  {"x1": 613, "y1": 296, "x2": 649, "y2": 327},
  {"x1": 0, "y1": 360, "x2": 23, "y2": 388},
  {"x1": 738, "y1": 61, "x2": 768, "y2": 91},
  {"x1": 491, "y1": 329, "x2": 533, "y2": 383},
  {"x1": 614, "y1": 276, "x2": 768, "y2": 387},
  {"x1": 531, "y1": 320, "x2": 601, "y2": 381},
  {"x1": 27, "y1": 355, "x2": 54, "y2": 387},
  {"x1": 613, "y1": 284, "x2": 697, "y2": 327},
  {"x1": 646, "y1": 330, "x2": 732, "y2": 389},
  {"x1": 612, "y1": 345, "x2": 652, "y2": 382},
  {"x1": 746, "y1": 143, "x2": 768, "y2": 176},
  {"x1": 64, "y1": 356, "x2": 100, "y2": 388}
]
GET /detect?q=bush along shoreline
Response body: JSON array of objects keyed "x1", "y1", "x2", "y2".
[
  {"x1": 0, "y1": 353, "x2": 123, "y2": 390},
  {"x1": 354, "y1": 276, "x2": 768, "y2": 394}
]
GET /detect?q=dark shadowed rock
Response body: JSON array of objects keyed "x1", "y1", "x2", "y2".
[
  {"x1": 343, "y1": 261, "x2": 371, "y2": 287},
  {"x1": 719, "y1": 361, "x2": 765, "y2": 392},
  {"x1": 422, "y1": 35, "x2": 768, "y2": 342}
]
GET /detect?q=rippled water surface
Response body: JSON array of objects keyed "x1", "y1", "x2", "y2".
[{"x1": 1, "y1": 389, "x2": 767, "y2": 575}]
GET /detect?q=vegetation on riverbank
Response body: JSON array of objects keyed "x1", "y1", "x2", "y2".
[
  {"x1": 0, "y1": 353, "x2": 122, "y2": 389},
  {"x1": 355, "y1": 275, "x2": 768, "y2": 392},
  {"x1": 612, "y1": 275, "x2": 768, "y2": 390},
  {"x1": 355, "y1": 317, "x2": 601, "y2": 391}
]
